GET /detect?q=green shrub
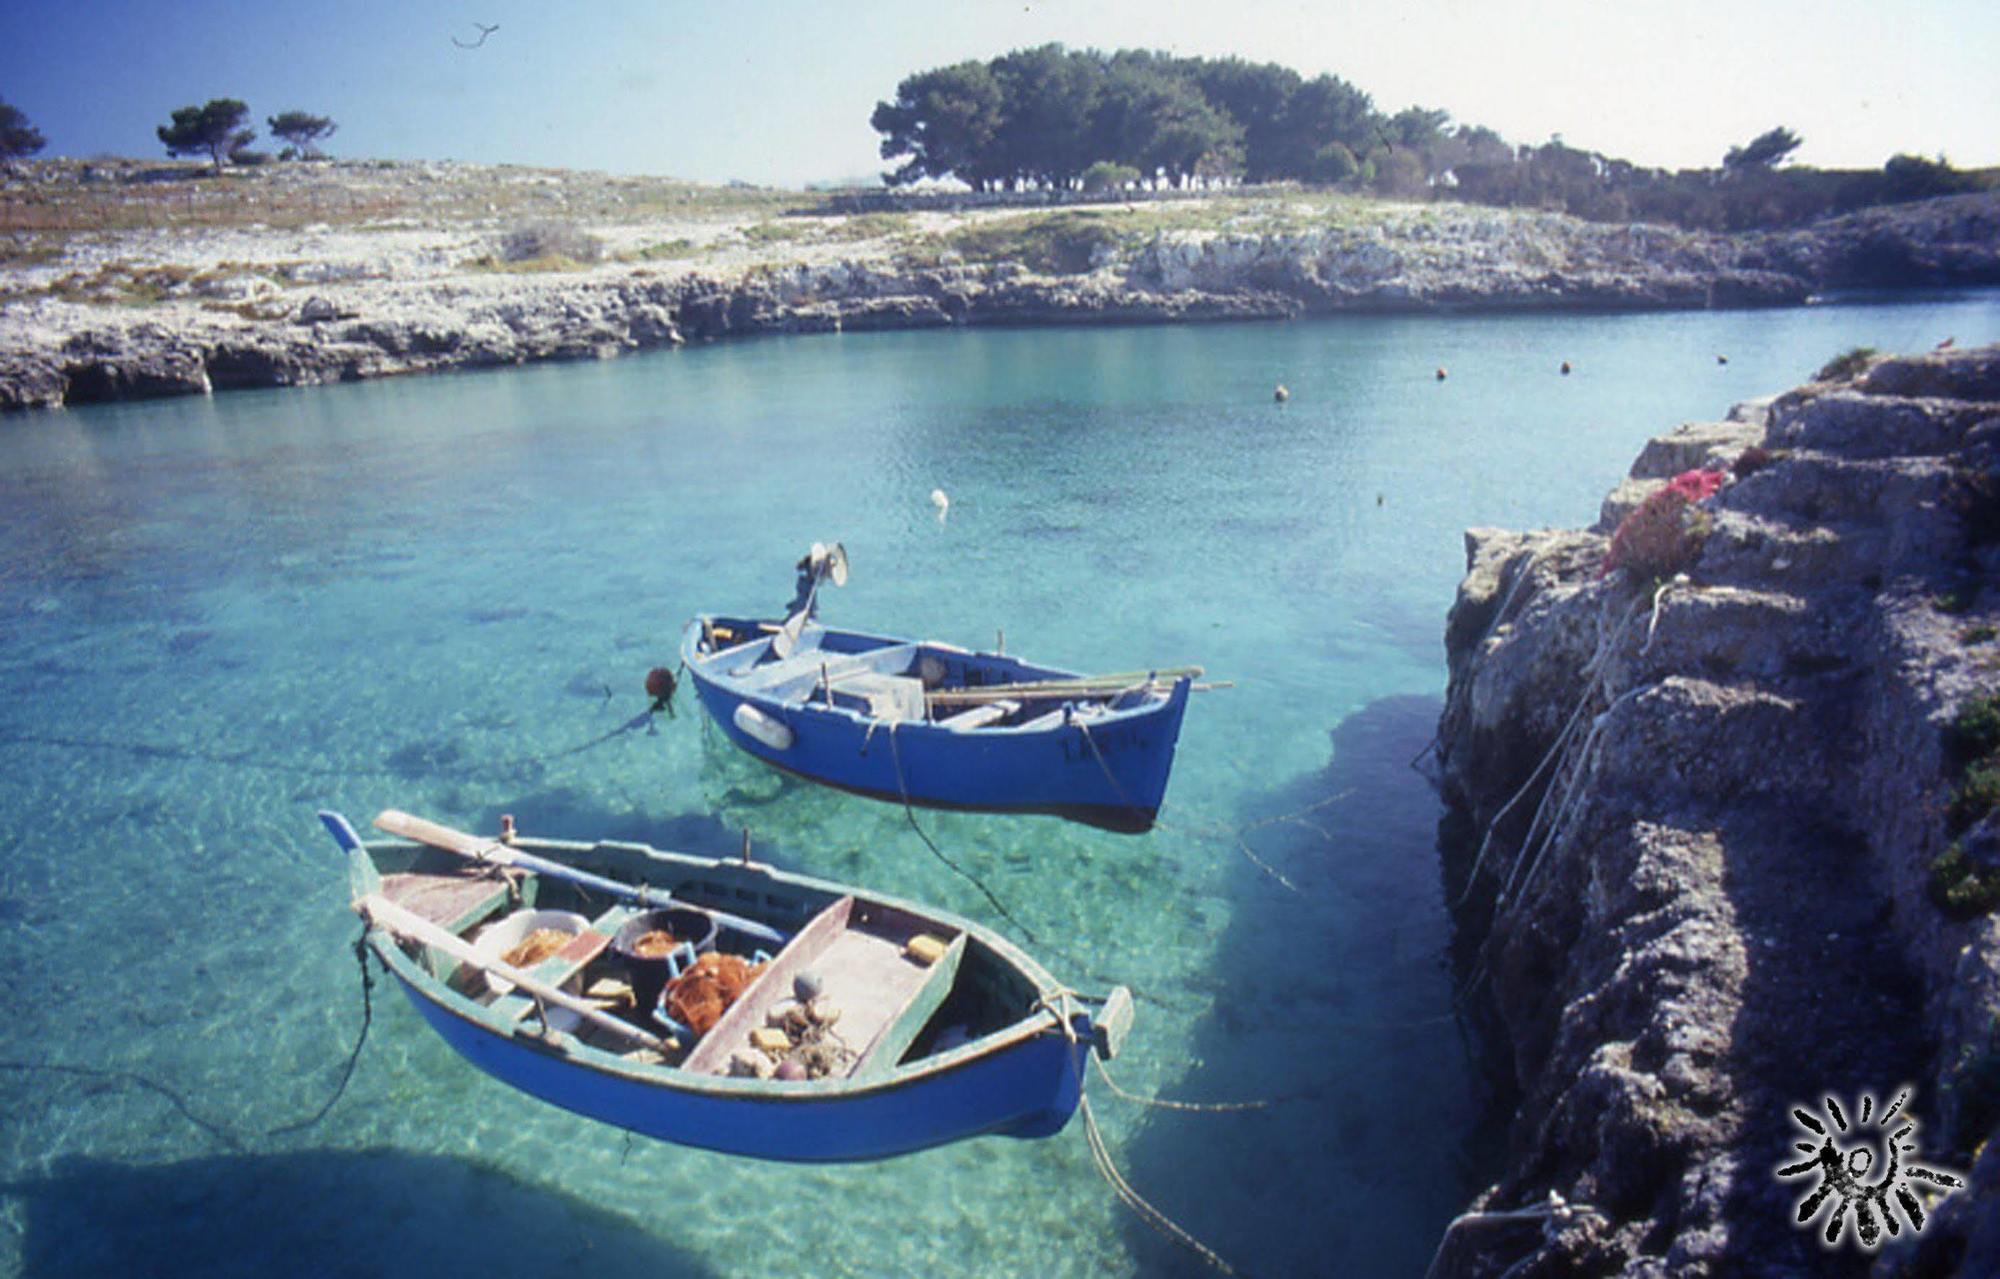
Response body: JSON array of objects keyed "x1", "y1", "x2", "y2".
[
  {"x1": 1929, "y1": 843, "x2": 2000, "y2": 918},
  {"x1": 742, "y1": 221, "x2": 809, "y2": 245},
  {"x1": 1082, "y1": 161, "x2": 1141, "y2": 194},
  {"x1": 1949, "y1": 763, "x2": 2000, "y2": 832},
  {"x1": 940, "y1": 212, "x2": 1124, "y2": 275},
  {"x1": 496, "y1": 220, "x2": 602, "y2": 264},
  {"x1": 822, "y1": 212, "x2": 909, "y2": 242},
  {"x1": 1964, "y1": 625, "x2": 1998, "y2": 645},
  {"x1": 1952, "y1": 694, "x2": 2000, "y2": 760},
  {"x1": 1815, "y1": 346, "x2": 1878, "y2": 382},
  {"x1": 630, "y1": 238, "x2": 697, "y2": 261}
]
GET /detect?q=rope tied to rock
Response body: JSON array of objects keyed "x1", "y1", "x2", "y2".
[{"x1": 1454, "y1": 576, "x2": 1686, "y2": 1001}]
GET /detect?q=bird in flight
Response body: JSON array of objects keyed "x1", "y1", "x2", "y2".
[{"x1": 453, "y1": 22, "x2": 499, "y2": 49}]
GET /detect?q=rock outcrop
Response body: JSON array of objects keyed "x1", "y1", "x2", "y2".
[
  {"x1": 1430, "y1": 345, "x2": 2000, "y2": 1275},
  {"x1": 6, "y1": 162, "x2": 1996, "y2": 414}
]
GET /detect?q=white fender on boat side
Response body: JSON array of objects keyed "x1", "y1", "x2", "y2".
[{"x1": 732, "y1": 701, "x2": 794, "y2": 751}]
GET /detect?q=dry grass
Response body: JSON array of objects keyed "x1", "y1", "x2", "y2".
[{"x1": 0, "y1": 157, "x2": 807, "y2": 249}]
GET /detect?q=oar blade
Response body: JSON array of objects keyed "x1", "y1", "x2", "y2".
[{"x1": 374, "y1": 808, "x2": 504, "y2": 859}]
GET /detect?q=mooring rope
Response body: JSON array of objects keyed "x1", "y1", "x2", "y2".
[
  {"x1": 1089, "y1": 1057, "x2": 1277, "y2": 1113},
  {"x1": 1024, "y1": 986, "x2": 1242, "y2": 1275},
  {"x1": 1223, "y1": 791, "x2": 1355, "y2": 895},
  {"x1": 1080, "y1": 1095, "x2": 1239, "y2": 1275},
  {"x1": 884, "y1": 722, "x2": 1038, "y2": 943},
  {"x1": 0, "y1": 920, "x2": 390, "y2": 1150},
  {"x1": 1073, "y1": 714, "x2": 1306, "y2": 894},
  {"x1": 1451, "y1": 589, "x2": 1649, "y2": 909},
  {"x1": 268, "y1": 920, "x2": 381, "y2": 1137},
  {"x1": 1421, "y1": 1191, "x2": 1582, "y2": 1279},
  {"x1": 0, "y1": 700, "x2": 660, "y2": 788},
  {"x1": 1453, "y1": 578, "x2": 1682, "y2": 1000},
  {"x1": 0, "y1": 1058, "x2": 245, "y2": 1152}
]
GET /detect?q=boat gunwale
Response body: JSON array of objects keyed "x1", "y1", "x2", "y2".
[{"x1": 355, "y1": 834, "x2": 1081, "y2": 1102}]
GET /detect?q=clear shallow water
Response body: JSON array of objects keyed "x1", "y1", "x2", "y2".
[{"x1": 2, "y1": 291, "x2": 1997, "y2": 1277}]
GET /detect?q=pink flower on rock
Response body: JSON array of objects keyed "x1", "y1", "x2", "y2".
[{"x1": 1665, "y1": 468, "x2": 1726, "y2": 503}]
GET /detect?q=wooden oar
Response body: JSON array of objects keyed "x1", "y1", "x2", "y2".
[
  {"x1": 355, "y1": 892, "x2": 673, "y2": 1054},
  {"x1": 925, "y1": 666, "x2": 1208, "y2": 706},
  {"x1": 373, "y1": 810, "x2": 787, "y2": 947}
]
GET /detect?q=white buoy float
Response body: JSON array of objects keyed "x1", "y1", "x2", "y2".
[
  {"x1": 732, "y1": 702, "x2": 794, "y2": 751},
  {"x1": 930, "y1": 488, "x2": 950, "y2": 522}
]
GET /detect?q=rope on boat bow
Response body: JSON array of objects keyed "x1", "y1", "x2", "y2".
[
  {"x1": 268, "y1": 918, "x2": 383, "y2": 1137},
  {"x1": 1035, "y1": 988, "x2": 1241, "y2": 1275}
]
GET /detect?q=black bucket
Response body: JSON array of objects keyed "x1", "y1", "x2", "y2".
[{"x1": 612, "y1": 907, "x2": 719, "y2": 1015}]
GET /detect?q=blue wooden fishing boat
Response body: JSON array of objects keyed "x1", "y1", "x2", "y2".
[
  {"x1": 320, "y1": 809, "x2": 1131, "y2": 1163},
  {"x1": 680, "y1": 546, "x2": 1198, "y2": 833}
]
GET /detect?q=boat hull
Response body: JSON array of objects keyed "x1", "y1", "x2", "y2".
[
  {"x1": 386, "y1": 961, "x2": 1087, "y2": 1162},
  {"x1": 684, "y1": 621, "x2": 1191, "y2": 833}
]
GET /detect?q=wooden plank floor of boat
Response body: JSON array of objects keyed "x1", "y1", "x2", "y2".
[
  {"x1": 815, "y1": 928, "x2": 940, "y2": 1060},
  {"x1": 380, "y1": 864, "x2": 512, "y2": 934}
]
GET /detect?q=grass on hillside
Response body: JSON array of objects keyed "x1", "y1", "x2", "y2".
[{"x1": 0, "y1": 158, "x2": 806, "y2": 249}]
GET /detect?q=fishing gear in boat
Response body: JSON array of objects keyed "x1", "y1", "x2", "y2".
[{"x1": 325, "y1": 806, "x2": 1132, "y2": 1162}]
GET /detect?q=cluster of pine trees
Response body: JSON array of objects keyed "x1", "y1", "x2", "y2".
[
  {"x1": 870, "y1": 46, "x2": 1990, "y2": 230},
  {"x1": 871, "y1": 47, "x2": 1439, "y2": 194}
]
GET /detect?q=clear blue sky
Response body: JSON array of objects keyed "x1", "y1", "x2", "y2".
[{"x1": 5, "y1": 0, "x2": 1996, "y2": 185}]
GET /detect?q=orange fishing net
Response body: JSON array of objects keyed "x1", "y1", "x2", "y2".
[
  {"x1": 662, "y1": 952, "x2": 766, "y2": 1035},
  {"x1": 501, "y1": 928, "x2": 572, "y2": 969}
]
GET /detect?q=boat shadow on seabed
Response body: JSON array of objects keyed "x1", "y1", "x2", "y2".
[
  {"x1": 1107, "y1": 694, "x2": 1493, "y2": 1277},
  {"x1": 2, "y1": 1150, "x2": 717, "y2": 1279}
]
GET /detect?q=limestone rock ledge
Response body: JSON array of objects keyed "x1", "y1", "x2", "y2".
[
  {"x1": 7, "y1": 182, "x2": 1995, "y2": 415},
  {"x1": 1430, "y1": 345, "x2": 2000, "y2": 1276}
]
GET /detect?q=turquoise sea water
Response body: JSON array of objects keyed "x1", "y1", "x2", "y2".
[{"x1": 2, "y1": 292, "x2": 1997, "y2": 1278}]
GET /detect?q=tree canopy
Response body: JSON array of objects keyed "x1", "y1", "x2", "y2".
[
  {"x1": 0, "y1": 97, "x2": 47, "y2": 170},
  {"x1": 158, "y1": 98, "x2": 254, "y2": 173},
  {"x1": 871, "y1": 48, "x2": 1994, "y2": 229},
  {"x1": 267, "y1": 110, "x2": 337, "y2": 159},
  {"x1": 1724, "y1": 126, "x2": 1803, "y2": 171},
  {"x1": 870, "y1": 48, "x2": 1441, "y2": 195}
]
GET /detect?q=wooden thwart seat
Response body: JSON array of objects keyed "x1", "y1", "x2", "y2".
[
  {"x1": 680, "y1": 895, "x2": 965, "y2": 1079},
  {"x1": 936, "y1": 698, "x2": 1019, "y2": 731}
]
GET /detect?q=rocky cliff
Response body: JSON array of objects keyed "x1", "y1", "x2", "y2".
[
  {"x1": 4, "y1": 160, "x2": 1997, "y2": 414},
  {"x1": 1429, "y1": 344, "x2": 2000, "y2": 1276}
]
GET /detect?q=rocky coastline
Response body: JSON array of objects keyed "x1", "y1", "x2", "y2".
[
  {"x1": 3, "y1": 159, "x2": 1996, "y2": 414},
  {"x1": 1429, "y1": 344, "x2": 2000, "y2": 1275}
]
